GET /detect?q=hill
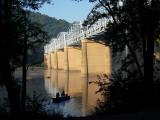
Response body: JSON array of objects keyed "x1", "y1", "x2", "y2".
[
  {"x1": 27, "y1": 12, "x2": 70, "y2": 65},
  {"x1": 29, "y1": 12, "x2": 70, "y2": 38}
]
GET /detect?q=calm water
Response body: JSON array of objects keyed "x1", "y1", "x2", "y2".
[
  {"x1": 1, "y1": 68, "x2": 101, "y2": 117},
  {"x1": 44, "y1": 69, "x2": 101, "y2": 117}
]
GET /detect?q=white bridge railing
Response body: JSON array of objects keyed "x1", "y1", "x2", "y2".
[{"x1": 44, "y1": 18, "x2": 108, "y2": 53}]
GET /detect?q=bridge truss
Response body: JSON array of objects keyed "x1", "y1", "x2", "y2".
[{"x1": 44, "y1": 18, "x2": 108, "y2": 53}]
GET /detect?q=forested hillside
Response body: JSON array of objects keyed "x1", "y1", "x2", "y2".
[
  {"x1": 29, "y1": 12, "x2": 70, "y2": 38},
  {"x1": 27, "y1": 12, "x2": 70, "y2": 65}
]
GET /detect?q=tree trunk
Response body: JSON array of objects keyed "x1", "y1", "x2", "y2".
[
  {"x1": 21, "y1": 29, "x2": 27, "y2": 113},
  {"x1": 1, "y1": 0, "x2": 22, "y2": 115},
  {"x1": 6, "y1": 81, "x2": 21, "y2": 116},
  {"x1": 143, "y1": 32, "x2": 154, "y2": 104},
  {"x1": 1, "y1": 57, "x2": 21, "y2": 116}
]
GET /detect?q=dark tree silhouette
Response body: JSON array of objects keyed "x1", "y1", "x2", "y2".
[
  {"x1": 21, "y1": 12, "x2": 50, "y2": 113},
  {"x1": 0, "y1": 0, "x2": 51, "y2": 116},
  {"x1": 77, "y1": 0, "x2": 160, "y2": 105}
]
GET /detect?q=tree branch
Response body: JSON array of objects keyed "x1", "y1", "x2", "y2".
[{"x1": 99, "y1": 0, "x2": 144, "y2": 79}]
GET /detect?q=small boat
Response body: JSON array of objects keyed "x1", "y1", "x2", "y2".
[{"x1": 52, "y1": 95, "x2": 70, "y2": 103}]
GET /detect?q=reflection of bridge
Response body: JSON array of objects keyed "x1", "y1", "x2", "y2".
[{"x1": 44, "y1": 18, "x2": 112, "y2": 75}]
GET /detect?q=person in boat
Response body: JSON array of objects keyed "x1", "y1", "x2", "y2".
[
  {"x1": 56, "y1": 92, "x2": 60, "y2": 98},
  {"x1": 61, "y1": 91, "x2": 65, "y2": 97}
]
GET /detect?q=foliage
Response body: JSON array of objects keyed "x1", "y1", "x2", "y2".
[
  {"x1": 0, "y1": 0, "x2": 52, "y2": 115},
  {"x1": 26, "y1": 92, "x2": 46, "y2": 113},
  {"x1": 27, "y1": 12, "x2": 70, "y2": 64},
  {"x1": 94, "y1": 71, "x2": 144, "y2": 115},
  {"x1": 83, "y1": 0, "x2": 160, "y2": 75},
  {"x1": 73, "y1": 0, "x2": 160, "y2": 115},
  {"x1": 79, "y1": 0, "x2": 160, "y2": 106},
  {"x1": 29, "y1": 12, "x2": 70, "y2": 38}
]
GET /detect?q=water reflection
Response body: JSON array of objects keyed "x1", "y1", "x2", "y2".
[
  {"x1": 44, "y1": 69, "x2": 101, "y2": 117},
  {"x1": 27, "y1": 68, "x2": 47, "y2": 98},
  {"x1": 64, "y1": 71, "x2": 69, "y2": 95},
  {"x1": 0, "y1": 68, "x2": 101, "y2": 117},
  {"x1": 82, "y1": 76, "x2": 88, "y2": 116}
]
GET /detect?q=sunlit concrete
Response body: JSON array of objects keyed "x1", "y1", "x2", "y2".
[
  {"x1": 86, "y1": 40, "x2": 109, "y2": 74},
  {"x1": 45, "y1": 39, "x2": 112, "y2": 75},
  {"x1": 64, "y1": 47, "x2": 69, "y2": 71},
  {"x1": 45, "y1": 53, "x2": 51, "y2": 69},
  {"x1": 50, "y1": 52, "x2": 54, "y2": 69},
  {"x1": 68, "y1": 46, "x2": 81, "y2": 71},
  {"x1": 57, "y1": 51, "x2": 64, "y2": 70},
  {"x1": 51, "y1": 52, "x2": 58, "y2": 69},
  {"x1": 81, "y1": 39, "x2": 112, "y2": 75},
  {"x1": 81, "y1": 39, "x2": 88, "y2": 76}
]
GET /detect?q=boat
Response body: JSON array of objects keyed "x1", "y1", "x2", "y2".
[{"x1": 52, "y1": 95, "x2": 70, "y2": 103}]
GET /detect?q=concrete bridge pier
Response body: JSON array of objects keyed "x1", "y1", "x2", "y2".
[
  {"x1": 45, "y1": 53, "x2": 51, "y2": 69},
  {"x1": 67, "y1": 46, "x2": 81, "y2": 71},
  {"x1": 104, "y1": 46, "x2": 112, "y2": 76},
  {"x1": 81, "y1": 39, "x2": 88, "y2": 76},
  {"x1": 50, "y1": 52, "x2": 54, "y2": 69},
  {"x1": 52, "y1": 51, "x2": 58, "y2": 69},
  {"x1": 81, "y1": 39, "x2": 112, "y2": 76},
  {"x1": 44, "y1": 53, "x2": 48, "y2": 69},
  {"x1": 57, "y1": 50, "x2": 64, "y2": 70},
  {"x1": 64, "y1": 46, "x2": 69, "y2": 71},
  {"x1": 44, "y1": 39, "x2": 112, "y2": 76},
  {"x1": 50, "y1": 51, "x2": 58, "y2": 69}
]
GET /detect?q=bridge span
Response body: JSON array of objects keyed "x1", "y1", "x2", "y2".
[{"x1": 44, "y1": 18, "x2": 112, "y2": 76}]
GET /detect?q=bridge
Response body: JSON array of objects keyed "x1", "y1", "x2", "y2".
[{"x1": 44, "y1": 18, "x2": 112, "y2": 76}]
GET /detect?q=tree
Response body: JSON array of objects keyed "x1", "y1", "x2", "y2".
[
  {"x1": 76, "y1": 0, "x2": 160, "y2": 104},
  {"x1": 0, "y1": 0, "x2": 51, "y2": 116},
  {"x1": 21, "y1": 11, "x2": 50, "y2": 113}
]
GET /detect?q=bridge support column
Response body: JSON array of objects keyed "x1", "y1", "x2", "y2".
[
  {"x1": 57, "y1": 51, "x2": 64, "y2": 70},
  {"x1": 81, "y1": 39, "x2": 112, "y2": 75},
  {"x1": 52, "y1": 51, "x2": 58, "y2": 69},
  {"x1": 81, "y1": 39, "x2": 88, "y2": 76},
  {"x1": 68, "y1": 47, "x2": 81, "y2": 71},
  {"x1": 44, "y1": 53, "x2": 48, "y2": 69},
  {"x1": 47, "y1": 52, "x2": 51, "y2": 69},
  {"x1": 64, "y1": 46, "x2": 69, "y2": 71},
  {"x1": 104, "y1": 47, "x2": 112, "y2": 76},
  {"x1": 50, "y1": 52, "x2": 54, "y2": 69}
]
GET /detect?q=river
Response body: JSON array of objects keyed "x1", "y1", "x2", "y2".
[{"x1": 0, "y1": 67, "x2": 102, "y2": 117}]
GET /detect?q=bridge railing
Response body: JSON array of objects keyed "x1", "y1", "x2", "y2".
[{"x1": 44, "y1": 18, "x2": 108, "y2": 53}]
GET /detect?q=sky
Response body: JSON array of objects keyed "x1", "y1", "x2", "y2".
[{"x1": 38, "y1": 0, "x2": 97, "y2": 23}]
